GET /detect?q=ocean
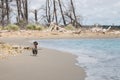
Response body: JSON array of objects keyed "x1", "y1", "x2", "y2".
[{"x1": 38, "y1": 39, "x2": 120, "y2": 80}]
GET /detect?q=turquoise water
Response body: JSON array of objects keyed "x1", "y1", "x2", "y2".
[{"x1": 38, "y1": 39, "x2": 120, "y2": 80}]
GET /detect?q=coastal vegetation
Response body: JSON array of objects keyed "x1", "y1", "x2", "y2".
[
  {"x1": 65, "y1": 24, "x2": 76, "y2": 30},
  {"x1": 26, "y1": 24, "x2": 44, "y2": 30},
  {"x1": 5, "y1": 24, "x2": 20, "y2": 31}
]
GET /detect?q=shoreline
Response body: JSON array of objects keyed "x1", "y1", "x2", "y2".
[
  {"x1": 0, "y1": 37, "x2": 86, "y2": 80},
  {"x1": 0, "y1": 30, "x2": 120, "y2": 39}
]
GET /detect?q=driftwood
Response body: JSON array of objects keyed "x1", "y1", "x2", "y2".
[
  {"x1": 49, "y1": 22, "x2": 66, "y2": 32},
  {"x1": 91, "y1": 26, "x2": 111, "y2": 34},
  {"x1": 72, "y1": 29, "x2": 81, "y2": 35}
]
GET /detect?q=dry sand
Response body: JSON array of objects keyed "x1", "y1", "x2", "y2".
[
  {"x1": 0, "y1": 37, "x2": 86, "y2": 80},
  {"x1": 0, "y1": 30, "x2": 120, "y2": 39}
]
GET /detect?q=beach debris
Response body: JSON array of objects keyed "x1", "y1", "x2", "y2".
[
  {"x1": 47, "y1": 22, "x2": 67, "y2": 32},
  {"x1": 72, "y1": 29, "x2": 81, "y2": 35},
  {"x1": 0, "y1": 43, "x2": 23, "y2": 59},
  {"x1": 91, "y1": 26, "x2": 111, "y2": 34},
  {"x1": 91, "y1": 27, "x2": 102, "y2": 32},
  {"x1": 102, "y1": 26, "x2": 111, "y2": 34}
]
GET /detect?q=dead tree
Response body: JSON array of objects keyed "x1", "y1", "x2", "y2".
[
  {"x1": 16, "y1": 0, "x2": 28, "y2": 27},
  {"x1": 29, "y1": 7, "x2": 42, "y2": 24},
  {"x1": 6, "y1": 0, "x2": 10, "y2": 24},
  {"x1": 45, "y1": 0, "x2": 48, "y2": 22},
  {"x1": 48, "y1": 0, "x2": 51, "y2": 24},
  {"x1": 0, "y1": 0, "x2": 13, "y2": 26},
  {"x1": 70, "y1": 0, "x2": 81, "y2": 28},
  {"x1": 34, "y1": 9, "x2": 38, "y2": 24},
  {"x1": 53, "y1": 0, "x2": 58, "y2": 25},
  {"x1": 58, "y1": 0, "x2": 66, "y2": 26},
  {"x1": 1, "y1": 0, "x2": 5, "y2": 26},
  {"x1": 22, "y1": 0, "x2": 28, "y2": 24},
  {"x1": 65, "y1": 12, "x2": 81, "y2": 27},
  {"x1": 16, "y1": 0, "x2": 23, "y2": 23},
  {"x1": 45, "y1": 0, "x2": 51, "y2": 26}
]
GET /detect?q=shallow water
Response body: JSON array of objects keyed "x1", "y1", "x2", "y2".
[{"x1": 38, "y1": 39, "x2": 120, "y2": 80}]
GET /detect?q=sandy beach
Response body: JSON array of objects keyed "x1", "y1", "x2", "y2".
[
  {"x1": 0, "y1": 30, "x2": 120, "y2": 80},
  {"x1": 0, "y1": 30, "x2": 120, "y2": 39},
  {"x1": 0, "y1": 37, "x2": 86, "y2": 80}
]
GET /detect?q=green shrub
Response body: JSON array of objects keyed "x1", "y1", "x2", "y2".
[
  {"x1": 5, "y1": 24, "x2": 19, "y2": 31},
  {"x1": 65, "y1": 24, "x2": 75, "y2": 30},
  {"x1": 35, "y1": 25, "x2": 43, "y2": 30},
  {"x1": 26, "y1": 24, "x2": 36, "y2": 30},
  {"x1": 26, "y1": 24, "x2": 44, "y2": 30},
  {"x1": 0, "y1": 26, "x2": 2, "y2": 30}
]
